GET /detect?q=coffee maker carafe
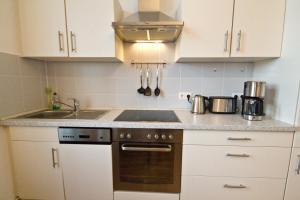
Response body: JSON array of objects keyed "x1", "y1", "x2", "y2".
[{"x1": 241, "y1": 81, "x2": 266, "y2": 121}]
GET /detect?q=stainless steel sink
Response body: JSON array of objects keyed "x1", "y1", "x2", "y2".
[{"x1": 19, "y1": 110, "x2": 108, "y2": 120}]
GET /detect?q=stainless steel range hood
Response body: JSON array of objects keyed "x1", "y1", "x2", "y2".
[{"x1": 112, "y1": 9, "x2": 184, "y2": 43}]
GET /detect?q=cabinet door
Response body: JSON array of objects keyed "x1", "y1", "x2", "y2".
[
  {"x1": 176, "y1": 0, "x2": 234, "y2": 61},
  {"x1": 231, "y1": 0, "x2": 285, "y2": 57},
  {"x1": 11, "y1": 141, "x2": 64, "y2": 200},
  {"x1": 18, "y1": 0, "x2": 68, "y2": 57},
  {"x1": 285, "y1": 148, "x2": 300, "y2": 200},
  {"x1": 60, "y1": 144, "x2": 113, "y2": 200},
  {"x1": 65, "y1": 0, "x2": 119, "y2": 58}
]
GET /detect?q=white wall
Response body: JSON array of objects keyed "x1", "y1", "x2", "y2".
[
  {"x1": 0, "y1": 127, "x2": 15, "y2": 200},
  {"x1": 0, "y1": 0, "x2": 20, "y2": 55},
  {"x1": 253, "y1": 0, "x2": 300, "y2": 124},
  {"x1": 0, "y1": 53, "x2": 47, "y2": 118},
  {"x1": 47, "y1": 43, "x2": 253, "y2": 109}
]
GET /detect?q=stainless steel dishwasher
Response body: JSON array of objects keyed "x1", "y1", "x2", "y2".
[{"x1": 58, "y1": 127, "x2": 113, "y2": 200}]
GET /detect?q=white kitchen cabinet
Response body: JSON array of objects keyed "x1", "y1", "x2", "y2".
[
  {"x1": 182, "y1": 145, "x2": 291, "y2": 178},
  {"x1": 114, "y1": 191, "x2": 179, "y2": 200},
  {"x1": 9, "y1": 127, "x2": 64, "y2": 200},
  {"x1": 181, "y1": 176, "x2": 286, "y2": 200},
  {"x1": 176, "y1": 0, "x2": 285, "y2": 61},
  {"x1": 18, "y1": 0, "x2": 68, "y2": 57},
  {"x1": 65, "y1": 0, "x2": 123, "y2": 59},
  {"x1": 287, "y1": 132, "x2": 300, "y2": 200},
  {"x1": 10, "y1": 141, "x2": 65, "y2": 200},
  {"x1": 181, "y1": 130, "x2": 293, "y2": 200},
  {"x1": 18, "y1": 0, "x2": 123, "y2": 60},
  {"x1": 183, "y1": 130, "x2": 293, "y2": 147},
  {"x1": 175, "y1": 0, "x2": 234, "y2": 60},
  {"x1": 60, "y1": 144, "x2": 113, "y2": 200},
  {"x1": 231, "y1": 0, "x2": 285, "y2": 57}
]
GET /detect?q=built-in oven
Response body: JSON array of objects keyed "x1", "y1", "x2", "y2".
[{"x1": 112, "y1": 128, "x2": 183, "y2": 193}]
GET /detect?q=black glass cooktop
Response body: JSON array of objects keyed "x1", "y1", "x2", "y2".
[{"x1": 114, "y1": 110, "x2": 181, "y2": 122}]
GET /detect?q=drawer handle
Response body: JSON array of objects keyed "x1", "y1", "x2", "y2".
[
  {"x1": 226, "y1": 153, "x2": 250, "y2": 158},
  {"x1": 224, "y1": 184, "x2": 247, "y2": 189},
  {"x1": 296, "y1": 155, "x2": 300, "y2": 175},
  {"x1": 227, "y1": 137, "x2": 252, "y2": 141}
]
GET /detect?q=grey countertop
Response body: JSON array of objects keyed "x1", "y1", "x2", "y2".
[{"x1": 0, "y1": 109, "x2": 295, "y2": 132}]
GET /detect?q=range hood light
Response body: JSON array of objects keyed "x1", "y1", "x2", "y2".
[
  {"x1": 135, "y1": 40, "x2": 163, "y2": 43},
  {"x1": 147, "y1": 30, "x2": 151, "y2": 40}
]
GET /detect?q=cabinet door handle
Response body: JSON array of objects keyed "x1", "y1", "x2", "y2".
[
  {"x1": 224, "y1": 184, "x2": 247, "y2": 189},
  {"x1": 227, "y1": 137, "x2": 252, "y2": 141},
  {"x1": 51, "y1": 148, "x2": 59, "y2": 168},
  {"x1": 70, "y1": 31, "x2": 77, "y2": 52},
  {"x1": 236, "y1": 30, "x2": 242, "y2": 51},
  {"x1": 226, "y1": 153, "x2": 250, "y2": 158},
  {"x1": 296, "y1": 155, "x2": 300, "y2": 175},
  {"x1": 58, "y1": 31, "x2": 64, "y2": 51},
  {"x1": 224, "y1": 30, "x2": 229, "y2": 52}
]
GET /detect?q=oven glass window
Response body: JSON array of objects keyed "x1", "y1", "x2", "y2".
[{"x1": 119, "y1": 143, "x2": 175, "y2": 184}]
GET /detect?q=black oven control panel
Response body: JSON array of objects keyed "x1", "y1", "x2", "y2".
[{"x1": 112, "y1": 128, "x2": 183, "y2": 143}]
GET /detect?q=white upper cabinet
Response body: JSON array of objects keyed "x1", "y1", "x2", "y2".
[
  {"x1": 231, "y1": 0, "x2": 285, "y2": 58},
  {"x1": 18, "y1": 0, "x2": 68, "y2": 57},
  {"x1": 18, "y1": 0, "x2": 123, "y2": 61},
  {"x1": 176, "y1": 0, "x2": 285, "y2": 61},
  {"x1": 176, "y1": 0, "x2": 234, "y2": 61},
  {"x1": 65, "y1": 0, "x2": 122, "y2": 59}
]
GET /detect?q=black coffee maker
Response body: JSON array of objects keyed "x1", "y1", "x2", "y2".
[{"x1": 241, "y1": 81, "x2": 266, "y2": 121}]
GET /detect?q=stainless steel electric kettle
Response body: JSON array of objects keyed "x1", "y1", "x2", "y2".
[{"x1": 187, "y1": 94, "x2": 207, "y2": 114}]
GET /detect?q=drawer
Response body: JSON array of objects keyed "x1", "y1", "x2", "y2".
[
  {"x1": 9, "y1": 127, "x2": 59, "y2": 141},
  {"x1": 183, "y1": 130, "x2": 293, "y2": 147},
  {"x1": 114, "y1": 192, "x2": 179, "y2": 200},
  {"x1": 181, "y1": 176, "x2": 285, "y2": 200},
  {"x1": 182, "y1": 145, "x2": 291, "y2": 178}
]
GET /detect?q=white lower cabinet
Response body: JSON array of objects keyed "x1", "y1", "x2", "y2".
[
  {"x1": 60, "y1": 144, "x2": 113, "y2": 200},
  {"x1": 285, "y1": 147, "x2": 300, "y2": 200},
  {"x1": 182, "y1": 145, "x2": 291, "y2": 178},
  {"x1": 181, "y1": 176, "x2": 286, "y2": 200},
  {"x1": 181, "y1": 130, "x2": 293, "y2": 200},
  {"x1": 114, "y1": 191, "x2": 179, "y2": 200},
  {"x1": 11, "y1": 141, "x2": 65, "y2": 200}
]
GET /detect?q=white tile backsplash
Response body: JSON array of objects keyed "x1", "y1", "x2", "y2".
[
  {"x1": 0, "y1": 53, "x2": 47, "y2": 118},
  {"x1": 47, "y1": 61, "x2": 253, "y2": 110}
]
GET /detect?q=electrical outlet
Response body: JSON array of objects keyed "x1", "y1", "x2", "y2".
[{"x1": 178, "y1": 92, "x2": 192, "y2": 100}]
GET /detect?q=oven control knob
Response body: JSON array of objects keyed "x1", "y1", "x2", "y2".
[
  {"x1": 146, "y1": 134, "x2": 152, "y2": 139},
  {"x1": 154, "y1": 134, "x2": 159, "y2": 140},
  {"x1": 120, "y1": 133, "x2": 125, "y2": 139},
  {"x1": 168, "y1": 134, "x2": 174, "y2": 140},
  {"x1": 161, "y1": 134, "x2": 166, "y2": 140},
  {"x1": 126, "y1": 133, "x2": 132, "y2": 139}
]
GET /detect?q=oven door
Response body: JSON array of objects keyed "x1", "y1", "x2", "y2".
[{"x1": 112, "y1": 142, "x2": 182, "y2": 193}]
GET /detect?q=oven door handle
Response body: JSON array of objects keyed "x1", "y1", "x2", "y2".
[{"x1": 121, "y1": 144, "x2": 172, "y2": 152}]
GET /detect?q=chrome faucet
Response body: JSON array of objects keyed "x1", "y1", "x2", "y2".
[
  {"x1": 53, "y1": 98, "x2": 80, "y2": 113},
  {"x1": 69, "y1": 98, "x2": 80, "y2": 113}
]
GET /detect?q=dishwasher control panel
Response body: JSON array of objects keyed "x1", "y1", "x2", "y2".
[{"x1": 58, "y1": 127, "x2": 111, "y2": 144}]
